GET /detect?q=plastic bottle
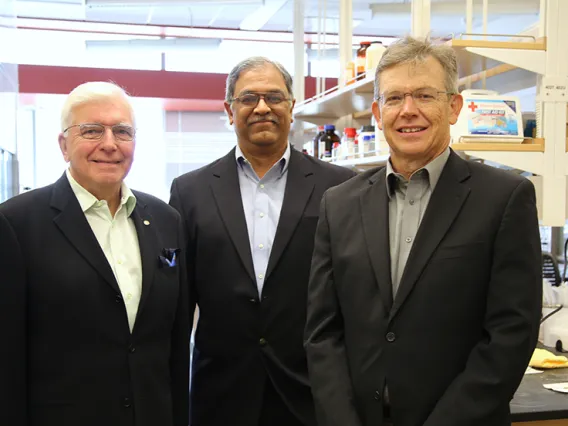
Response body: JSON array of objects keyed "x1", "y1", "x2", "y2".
[
  {"x1": 356, "y1": 41, "x2": 371, "y2": 80},
  {"x1": 361, "y1": 135, "x2": 372, "y2": 157},
  {"x1": 358, "y1": 125, "x2": 376, "y2": 156},
  {"x1": 319, "y1": 125, "x2": 340, "y2": 159},
  {"x1": 365, "y1": 41, "x2": 386, "y2": 75},
  {"x1": 313, "y1": 125, "x2": 325, "y2": 158},
  {"x1": 342, "y1": 127, "x2": 357, "y2": 159},
  {"x1": 331, "y1": 142, "x2": 341, "y2": 160}
]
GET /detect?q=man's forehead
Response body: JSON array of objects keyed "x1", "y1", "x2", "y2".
[{"x1": 379, "y1": 58, "x2": 444, "y2": 89}]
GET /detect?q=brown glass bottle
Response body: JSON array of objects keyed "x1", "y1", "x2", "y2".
[{"x1": 356, "y1": 41, "x2": 371, "y2": 80}]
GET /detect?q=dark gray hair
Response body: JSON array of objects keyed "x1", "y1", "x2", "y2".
[
  {"x1": 225, "y1": 56, "x2": 294, "y2": 103},
  {"x1": 374, "y1": 35, "x2": 459, "y2": 100}
]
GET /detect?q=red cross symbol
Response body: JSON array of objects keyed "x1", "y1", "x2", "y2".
[{"x1": 468, "y1": 102, "x2": 478, "y2": 112}]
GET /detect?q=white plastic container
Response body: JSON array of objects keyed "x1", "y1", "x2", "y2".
[
  {"x1": 451, "y1": 89, "x2": 524, "y2": 144},
  {"x1": 365, "y1": 42, "x2": 386, "y2": 75}
]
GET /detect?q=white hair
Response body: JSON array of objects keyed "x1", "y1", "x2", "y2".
[{"x1": 60, "y1": 81, "x2": 135, "y2": 131}]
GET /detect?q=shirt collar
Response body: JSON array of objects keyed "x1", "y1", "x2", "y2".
[
  {"x1": 235, "y1": 143, "x2": 291, "y2": 177},
  {"x1": 66, "y1": 169, "x2": 137, "y2": 217},
  {"x1": 385, "y1": 147, "x2": 451, "y2": 199}
]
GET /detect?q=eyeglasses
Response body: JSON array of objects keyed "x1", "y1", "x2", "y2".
[
  {"x1": 378, "y1": 88, "x2": 454, "y2": 108},
  {"x1": 230, "y1": 92, "x2": 291, "y2": 108},
  {"x1": 63, "y1": 123, "x2": 136, "y2": 142}
]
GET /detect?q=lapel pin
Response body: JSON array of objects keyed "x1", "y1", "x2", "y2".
[{"x1": 143, "y1": 220, "x2": 150, "y2": 226}]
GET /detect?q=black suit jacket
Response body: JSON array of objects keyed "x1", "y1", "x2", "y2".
[
  {"x1": 305, "y1": 150, "x2": 542, "y2": 426},
  {"x1": 169, "y1": 147, "x2": 355, "y2": 426},
  {"x1": 0, "y1": 174, "x2": 189, "y2": 426}
]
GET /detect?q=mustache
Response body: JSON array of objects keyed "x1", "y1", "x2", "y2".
[{"x1": 248, "y1": 116, "x2": 279, "y2": 125}]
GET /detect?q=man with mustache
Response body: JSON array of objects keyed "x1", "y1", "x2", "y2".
[
  {"x1": 169, "y1": 57, "x2": 355, "y2": 426},
  {"x1": 0, "y1": 82, "x2": 189, "y2": 426}
]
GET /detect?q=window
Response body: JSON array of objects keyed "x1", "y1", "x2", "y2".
[{"x1": 0, "y1": 148, "x2": 15, "y2": 202}]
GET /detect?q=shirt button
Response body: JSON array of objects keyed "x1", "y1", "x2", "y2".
[
  {"x1": 259, "y1": 337, "x2": 267, "y2": 346},
  {"x1": 409, "y1": 199, "x2": 415, "y2": 205},
  {"x1": 405, "y1": 237, "x2": 412, "y2": 243},
  {"x1": 259, "y1": 212, "x2": 265, "y2": 218},
  {"x1": 260, "y1": 184, "x2": 265, "y2": 189},
  {"x1": 258, "y1": 244, "x2": 264, "y2": 249},
  {"x1": 117, "y1": 259, "x2": 123, "y2": 265},
  {"x1": 258, "y1": 273, "x2": 264, "y2": 279},
  {"x1": 386, "y1": 332, "x2": 396, "y2": 342},
  {"x1": 126, "y1": 293, "x2": 133, "y2": 300}
]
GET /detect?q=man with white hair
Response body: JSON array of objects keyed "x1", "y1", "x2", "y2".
[{"x1": 0, "y1": 82, "x2": 189, "y2": 426}]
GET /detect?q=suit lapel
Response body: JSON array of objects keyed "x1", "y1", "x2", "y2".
[
  {"x1": 360, "y1": 168, "x2": 393, "y2": 312},
  {"x1": 390, "y1": 151, "x2": 471, "y2": 320},
  {"x1": 131, "y1": 201, "x2": 158, "y2": 319},
  {"x1": 51, "y1": 174, "x2": 120, "y2": 294},
  {"x1": 265, "y1": 149, "x2": 315, "y2": 279},
  {"x1": 210, "y1": 149, "x2": 256, "y2": 283}
]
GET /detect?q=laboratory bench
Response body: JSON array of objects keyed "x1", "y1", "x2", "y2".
[{"x1": 511, "y1": 362, "x2": 568, "y2": 425}]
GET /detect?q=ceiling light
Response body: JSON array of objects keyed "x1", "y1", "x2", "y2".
[
  {"x1": 86, "y1": 0, "x2": 264, "y2": 7},
  {"x1": 85, "y1": 38, "x2": 222, "y2": 52}
]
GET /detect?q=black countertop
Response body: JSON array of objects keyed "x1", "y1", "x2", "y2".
[{"x1": 511, "y1": 364, "x2": 568, "y2": 422}]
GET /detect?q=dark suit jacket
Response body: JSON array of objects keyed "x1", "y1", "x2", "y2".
[
  {"x1": 305, "y1": 150, "x2": 542, "y2": 426},
  {"x1": 0, "y1": 174, "x2": 189, "y2": 426},
  {"x1": 169, "y1": 147, "x2": 355, "y2": 426}
]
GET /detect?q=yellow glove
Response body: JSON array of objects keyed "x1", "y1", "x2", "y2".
[{"x1": 529, "y1": 348, "x2": 568, "y2": 369}]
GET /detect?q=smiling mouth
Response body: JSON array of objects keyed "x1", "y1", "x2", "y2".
[
  {"x1": 251, "y1": 120, "x2": 276, "y2": 125},
  {"x1": 397, "y1": 127, "x2": 427, "y2": 134},
  {"x1": 92, "y1": 160, "x2": 121, "y2": 164}
]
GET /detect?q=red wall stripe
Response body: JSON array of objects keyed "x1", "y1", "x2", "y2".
[{"x1": 18, "y1": 65, "x2": 338, "y2": 104}]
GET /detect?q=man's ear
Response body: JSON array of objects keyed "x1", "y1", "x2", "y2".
[
  {"x1": 224, "y1": 102, "x2": 234, "y2": 125},
  {"x1": 449, "y1": 93, "x2": 463, "y2": 125},
  {"x1": 289, "y1": 99, "x2": 296, "y2": 123},
  {"x1": 58, "y1": 133, "x2": 70, "y2": 162},
  {"x1": 372, "y1": 100, "x2": 383, "y2": 130}
]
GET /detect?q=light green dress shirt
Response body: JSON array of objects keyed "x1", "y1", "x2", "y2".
[{"x1": 66, "y1": 169, "x2": 142, "y2": 333}]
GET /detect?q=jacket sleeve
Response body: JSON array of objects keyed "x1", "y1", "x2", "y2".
[
  {"x1": 304, "y1": 191, "x2": 363, "y2": 426},
  {"x1": 0, "y1": 211, "x2": 27, "y2": 426},
  {"x1": 423, "y1": 178, "x2": 542, "y2": 426}
]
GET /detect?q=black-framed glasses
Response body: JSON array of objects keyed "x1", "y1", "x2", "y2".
[
  {"x1": 63, "y1": 123, "x2": 136, "y2": 142},
  {"x1": 230, "y1": 92, "x2": 291, "y2": 108},
  {"x1": 378, "y1": 88, "x2": 454, "y2": 108}
]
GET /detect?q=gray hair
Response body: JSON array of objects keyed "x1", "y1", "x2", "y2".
[
  {"x1": 225, "y1": 56, "x2": 294, "y2": 103},
  {"x1": 374, "y1": 35, "x2": 458, "y2": 100},
  {"x1": 60, "y1": 81, "x2": 135, "y2": 131}
]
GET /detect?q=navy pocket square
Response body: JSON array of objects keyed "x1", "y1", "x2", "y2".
[{"x1": 158, "y1": 248, "x2": 180, "y2": 268}]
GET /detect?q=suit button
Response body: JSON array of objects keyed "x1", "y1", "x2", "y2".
[
  {"x1": 259, "y1": 337, "x2": 267, "y2": 346},
  {"x1": 115, "y1": 295, "x2": 122, "y2": 303},
  {"x1": 123, "y1": 397, "x2": 131, "y2": 408},
  {"x1": 386, "y1": 332, "x2": 396, "y2": 342},
  {"x1": 374, "y1": 390, "x2": 381, "y2": 401},
  {"x1": 249, "y1": 298, "x2": 257, "y2": 303},
  {"x1": 128, "y1": 345, "x2": 136, "y2": 353}
]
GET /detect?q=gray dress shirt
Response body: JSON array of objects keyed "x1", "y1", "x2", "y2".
[{"x1": 386, "y1": 148, "x2": 451, "y2": 298}]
